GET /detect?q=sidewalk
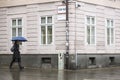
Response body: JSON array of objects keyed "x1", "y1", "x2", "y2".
[{"x1": 0, "y1": 67, "x2": 120, "y2": 80}]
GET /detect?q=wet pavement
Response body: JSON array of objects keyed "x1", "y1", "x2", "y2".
[{"x1": 1, "y1": 67, "x2": 120, "y2": 80}]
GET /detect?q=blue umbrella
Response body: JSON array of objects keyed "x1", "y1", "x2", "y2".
[{"x1": 11, "y1": 36, "x2": 27, "y2": 41}]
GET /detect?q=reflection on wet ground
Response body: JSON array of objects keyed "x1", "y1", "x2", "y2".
[{"x1": 0, "y1": 67, "x2": 120, "y2": 80}]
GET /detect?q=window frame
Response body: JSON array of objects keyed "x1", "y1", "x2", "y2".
[
  {"x1": 105, "y1": 18, "x2": 115, "y2": 46},
  {"x1": 40, "y1": 16, "x2": 54, "y2": 45},
  {"x1": 11, "y1": 18, "x2": 23, "y2": 37},
  {"x1": 85, "y1": 15, "x2": 96, "y2": 45}
]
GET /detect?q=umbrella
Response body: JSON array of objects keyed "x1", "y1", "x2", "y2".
[{"x1": 11, "y1": 36, "x2": 27, "y2": 41}]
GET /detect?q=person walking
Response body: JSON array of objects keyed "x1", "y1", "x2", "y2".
[{"x1": 9, "y1": 41, "x2": 24, "y2": 70}]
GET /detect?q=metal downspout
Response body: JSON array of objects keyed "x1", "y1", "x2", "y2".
[{"x1": 65, "y1": 0, "x2": 69, "y2": 69}]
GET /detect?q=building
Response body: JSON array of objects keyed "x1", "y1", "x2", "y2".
[{"x1": 0, "y1": 0, "x2": 120, "y2": 69}]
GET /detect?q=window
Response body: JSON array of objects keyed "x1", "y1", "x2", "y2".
[
  {"x1": 41, "y1": 57, "x2": 51, "y2": 64},
  {"x1": 89, "y1": 57, "x2": 96, "y2": 65},
  {"x1": 106, "y1": 19, "x2": 114, "y2": 45},
  {"x1": 109, "y1": 57, "x2": 115, "y2": 65},
  {"x1": 86, "y1": 16, "x2": 95, "y2": 45},
  {"x1": 12, "y1": 18, "x2": 22, "y2": 37},
  {"x1": 41, "y1": 16, "x2": 53, "y2": 44}
]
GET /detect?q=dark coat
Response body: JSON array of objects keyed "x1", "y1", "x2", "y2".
[{"x1": 12, "y1": 43, "x2": 21, "y2": 62}]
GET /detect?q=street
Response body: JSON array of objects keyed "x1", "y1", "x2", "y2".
[{"x1": 0, "y1": 67, "x2": 120, "y2": 80}]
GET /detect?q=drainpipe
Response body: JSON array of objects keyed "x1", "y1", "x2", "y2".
[{"x1": 65, "y1": 0, "x2": 69, "y2": 69}]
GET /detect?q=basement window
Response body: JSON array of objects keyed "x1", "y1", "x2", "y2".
[
  {"x1": 41, "y1": 57, "x2": 51, "y2": 64},
  {"x1": 89, "y1": 57, "x2": 96, "y2": 65},
  {"x1": 109, "y1": 57, "x2": 115, "y2": 65}
]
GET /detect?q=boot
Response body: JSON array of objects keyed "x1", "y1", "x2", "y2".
[
  {"x1": 18, "y1": 62, "x2": 24, "y2": 70},
  {"x1": 20, "y1": 66, "x2": 24, "y2": 70},
  {"x1": 9, "y1": 62, "x2": 13, "y2": 69}
]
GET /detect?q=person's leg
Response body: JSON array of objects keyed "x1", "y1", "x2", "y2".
[
  {"x1": 9, "y1": 59, "x2": 15, "y2": 69},
  {"x1": 18, "y1": 58, "x2": 24, "y2": 69}
]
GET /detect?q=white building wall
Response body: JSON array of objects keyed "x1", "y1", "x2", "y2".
[
  {"x1": 0, "y1": 1, "x2": 120, "y2": 55},
  {"x1": 73, "y1": 1, "x2": 120, "y2": 54},
  {"x1": 25, "y1": 2, "x2": 66, "y2": 54},
  {"x1": 96, "y1": 6, "x2": 105, "y2": 53},
  {"x1": 55, "y1": 2, "x2": 67, "y2": 54},
  {"x1": 38, "y1": 3, "x2": 57, "y2": 54},
  {"x1": 104, "y1": 7, "x2": 116, "y2": 53},
  {"x1": 75, "y1": 3, "x2": 85, "y2": 53},
  {"x1": 24, "y1": 3, "x2": 57, "y2": 54},
  {"x1": 74, "y1": 2, "x2": 98, "y2": 53},
  {"x1": 0, "y1": 0, "x2": 120, "y2": 8},
  {"x1": 0, "y1": 1, "x2": 67, "y2": 55},
  {"x1": 7, "y1": 6, "x2": 27, "y2": 54},
  {"x1": 0, "y1": 8, "x2": 8, "y2": 54},
  {"x1": 115, "y1": 9, "x2": 120, "y2": 53},
  {"x1": 26, "y1": 4, "x2": 39, "y2": 54},
  {"x1": 69, "y1": 2, "x2": 76, "y2": 54}
]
